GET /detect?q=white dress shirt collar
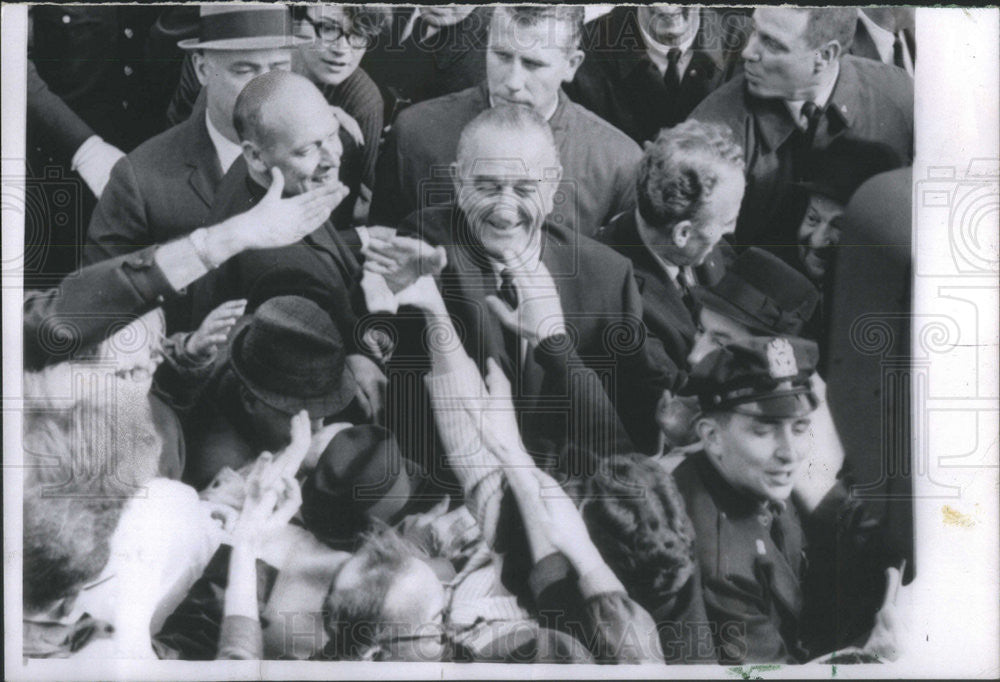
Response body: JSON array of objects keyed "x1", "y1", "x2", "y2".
[
  {"x1": 638, "y1": 15, "x2": 699, "y2": 78},
  {"x1": 784, "y1": 62, "x2": 840, "y2": 130},
  {"x1": 205, "y1": 110, "x2": 243, "y2": 174}
]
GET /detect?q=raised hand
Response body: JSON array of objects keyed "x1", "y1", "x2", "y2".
[
  {"x1": 185, "y1": 299, "x2": 247, "y2": 359},
  {"x1": 362, "y1": 235, "x2": 447, "y2": 294},
  {"x1": 484, "y1": 254, "x2": 566, "y2": 345},
  {"x1": 345, "y1": 354, "x2": 388, "y2": 423},
  {"x1": 232, "y1": 467, "x2": 302, "y2": 556},
  {"x1": 222, "y1": 167, "x2": 349, "y2": 253}
]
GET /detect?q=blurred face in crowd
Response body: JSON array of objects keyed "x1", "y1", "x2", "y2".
[
  {"x1": 295, "y1": 6, "x2": 369, "y2": 87},
  {"x1": 454, "y1": 125, "x2": 561, "y2": 260},
  {"x1": 333, "y1": 551, "x2": 448, "y2": 661},
  {"x1": 688, "y1": 307, "x2": 756, "y2": 366},
  {"x1": 741, "y1": 8, "x2": 824, "y2": 100},
  {"x1": 700, "y1": 411, "x2": 813, "y2": 502},
  {"x1": 94, "y1": 308, "x2": 166, "y2": 402},
  {"x1": 419, "y1": 6, "x2": 475, "y2": 27},
  {"x1": 797, "y1": 193, "x2": 844, "y2": 281},
  {"x1": 245, "y1": 83, "x2": 343, "y2": 196},
  {"x1": 487, "y1": 9, "x2": 584, "y2": 117},
  {"x1": 194, "y1": 49, "x2": 293, "y2": 140},
  {"x1": 656, "y1": 165, "x2": 743, "y2": 267},
  {"x1": 638, "y1": 6, "x2": 699, "y2": 45}
]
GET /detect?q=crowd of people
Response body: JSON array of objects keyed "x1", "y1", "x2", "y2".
[{"x1": 22, "y1": 4, "x2": 916, "y2": 664}]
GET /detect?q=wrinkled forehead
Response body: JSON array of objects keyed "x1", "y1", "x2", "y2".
[
  {"x1": 753, "y1": 7, "x2": 811, "y2": 47},
  {"x1": 260, "y1": 94, "x2": 340, "y2": 147},
  {"x1": 806, "y1": 192, "x2": 846, "y2": 218},
  {"x1": 457, "y1": 127, "x2": 560, "y2": 179}
]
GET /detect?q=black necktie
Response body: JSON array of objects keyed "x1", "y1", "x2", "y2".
[
  {"x1": 800, "y1": 100, "x2": 822, "y2": 146},
  {"x1": 767, "y1": 502, "x2": 787, "y2": 556},
  {"x1": 892, "y1": 33, "x2": 906, "y2": 70},
  {"x1": 664, "y1": 48, "x2": 682, "y2": 93},
  {"x1": 676, "y1": 269, "x2": 697, "y2": 318},
  {"x1": 498, "y1": 269, "x2": 519, "y2": 309}
]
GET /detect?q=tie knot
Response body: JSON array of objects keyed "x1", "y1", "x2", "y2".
[
  {"x1": 498, "y1": 269, "x2": 519, "y2": 309},
  {"x1": 667, "y1": 47, "x2": 682, "y2": 65},
  {"x1": 801, "y1": 100, "x2": 821, "y2": 124}
]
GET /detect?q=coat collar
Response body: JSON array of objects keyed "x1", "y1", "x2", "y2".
[
  {"x1": 749, "y1": 59, "x2": 857, "y2": 153},
  {"x1": 182, "y1": 106, "x2": 224, "y2": 208}
]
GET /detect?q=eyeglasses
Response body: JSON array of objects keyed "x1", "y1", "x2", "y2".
[{"x1": 300, "y1": 16, "x2": 372, "y2": 49}]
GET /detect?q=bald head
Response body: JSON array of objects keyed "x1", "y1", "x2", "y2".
[
  {"x1": 455, "y1": 105, "x2": 560, "y2": 175},
  {"x1": 235, "y1": 70, "x2": 343, "y2": 195},
  {"x1": 233, "y1": 70, "x2": 331, "y2": 148}
]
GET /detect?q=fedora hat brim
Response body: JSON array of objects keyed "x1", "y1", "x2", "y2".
[
  {"x1": 692, "y1": 287, "x2": 775, "y2": 336},
  {"x1": 300, "y1": 458, "x2": 425, "y2": 546},
  {"x1": 228, "y1": 316, "x2": 357, "y2": 420},
  {"x1": 177, "y1": 35, "x2": 312, "y2": 51}
]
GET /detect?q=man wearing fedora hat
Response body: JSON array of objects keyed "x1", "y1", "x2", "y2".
[
  {"x1": 672, "y1": 336, "x2": 903, "y2": 663},
  {"x1": 85, "y1": 5, "x2": 308, "y2": 269},
  {"x1": 183, "y1": 295, "x2": 357, "y2": 490}
]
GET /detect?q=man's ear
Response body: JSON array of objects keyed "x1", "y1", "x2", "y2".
[
  {"x1": 563, "y1": 48, "x2": 585, "y2": 81},
  {"x1": 242, "y1": 140, "x2": 269, "y2": 175},
  {"x1": 672, "y1": 220, "x2": 694, "y2": 248},
  {"x1": 449, "y1": 161, "x2": 462, "y2": 194},
  {"x1": 814, "y1": 40, "x2": 842, "y2": 72},
  {"x1": 192, "y1": 50, "x2": 211, "y2": 87},
  {"x1": 539, "y1": 162, "x2": 564, "y2": 216},
  {"x1": 696, "y1": 416, "x2": 724, "y2": 461}
]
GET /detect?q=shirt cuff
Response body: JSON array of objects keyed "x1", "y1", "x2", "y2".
[{"x1": 577, "y1": 562, "x2": 627, "y2": 600}]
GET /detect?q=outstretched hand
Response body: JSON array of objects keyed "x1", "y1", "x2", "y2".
[
  {"x1": 484, "y1": 254, "x2": 566, "y2": 345},
  {"x1": 185, "y1": 299, "x2": 247, "y2": 359},
  {"x1": 234, "y1": 167, "x2": 349, "y2": 251},
  {"x1": 362, "y1": 235, "x2": 447, "y2": 293}
]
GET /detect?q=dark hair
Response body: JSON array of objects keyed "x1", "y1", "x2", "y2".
[
  {"x1": 802, "y1": 7, "x2": 857, "y2": 51},
  {"x1": 564, "y1": 452, "x2": 697, "y2": 607},
  {"x1": 322, "y1": 525, "x2": 422, "y2": 660},
  {"x1": 637, "y1": 119, "x2": 744, "y2": 231},
  {"x1": 292, "y1": 5, "x2": 390, "y2": 42},
  {"x1": 493, "y1": 5, "x2": 585, "y2": 51}
]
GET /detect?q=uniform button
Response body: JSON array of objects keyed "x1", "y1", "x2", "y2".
[
  {"x1": 123, "y1": 65, "x2": 134, "y2": 76},
  {"x1": 124, "y1": 27, "x2": 134, "y2": 39},
  {"x1": 62, "y1": 14, "x2": 71, "y2": 24},
  {"x1": 122, "y1": 101, "x2": 129, "y2": 110}
]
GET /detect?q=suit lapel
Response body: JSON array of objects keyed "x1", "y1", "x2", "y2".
[{"x1": 184, "y1": 114, "x2": 223, "y2": 209}]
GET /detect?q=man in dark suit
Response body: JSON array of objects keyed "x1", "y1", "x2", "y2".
[
  {"x1": 598, "y1": 120, "x2": 744, "y2": 391},
  {"x1": 84, "y1": 5, "x2": 306, "y2": 267},
  {"x1": 565, "y1": 6, "x2": 750, "y2": 145},
  {"x1": 361, "y1": 6, "x2": 492, "y2": 123},
  {"x1": 370, "y1": 5, "x2": 641, "y2": 238},
  {"x1": 850, "y1": 8, "x2": 915, "y2": 77},
  {"x1": 187, "y1": 70, "x2": 386, "y2": 425},
  {"x1": 690, "y1": 7, "x2": 913, "y2": 249},
  {"x1": 673, "y1": 336, "x2": 903, "y2": 662},
  {"x1": 390, "y1": 105, "x2": 671, "y2": 457}
]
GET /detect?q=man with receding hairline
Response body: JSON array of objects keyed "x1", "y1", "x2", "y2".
[
  {"x1": 378, "y1": 104, "x2": 671, "y2": 457},
  {"x1": 371, "y1": 4, "x2": 641, "y2": 237},
  {"x1": 85, "y1": 5, "x2": 305, "y2": 268},
  {"x1": 690, "y1": 6, "x2": 912, "y2": 248},
  {"x1": 187, "y1": 70, "x2": 388, "y2": 425}
]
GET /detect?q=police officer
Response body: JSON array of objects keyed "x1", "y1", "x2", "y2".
[{"x1": 672, "y1": 336, "x2": 903, "y2": 663}]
